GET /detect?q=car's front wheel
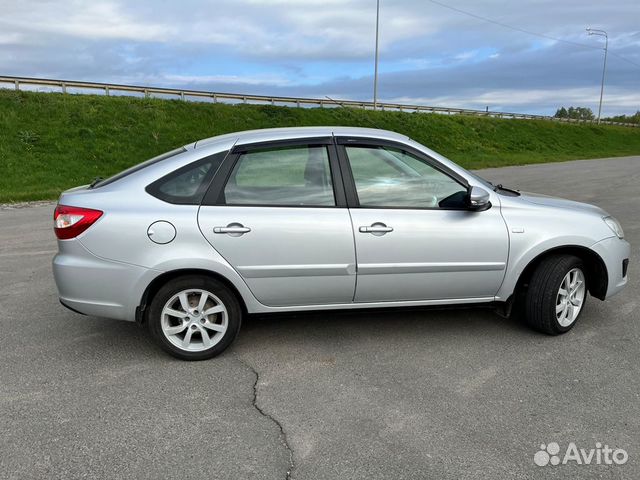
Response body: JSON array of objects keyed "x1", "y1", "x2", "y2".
[
  {"x1": 148, "y1": 275, "x2": 242, "y2": 360},
  {"x1": 524, "y1": 255, "x2": 587, "y2": 335}
]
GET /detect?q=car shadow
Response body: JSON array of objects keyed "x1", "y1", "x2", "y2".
[
  {"x1": 237, "y1": 305, "x2": 536, "y2": 349},
  {"x1": 52, "y1": 304, "x2": 536, "y2": 363}
]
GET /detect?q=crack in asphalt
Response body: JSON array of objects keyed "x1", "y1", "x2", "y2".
[{"x1": 236, "y1": 355, "x2": 295, "y2": 480}]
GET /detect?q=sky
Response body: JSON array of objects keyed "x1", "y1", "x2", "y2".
[{"x1": 1, "y1": 0, "x2": 639, "y2": 116}]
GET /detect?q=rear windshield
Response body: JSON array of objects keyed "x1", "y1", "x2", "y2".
[{"x1": 91, "y1": 147, "x2": 186, "y2": 189}]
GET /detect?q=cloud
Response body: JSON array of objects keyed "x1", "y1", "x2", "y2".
[
  {"x1": 163, "y1": 73, "x2": 293, "y2": 87},
  {"x1": 2, "y1": 1, "x2": 172, "y2": 42},
  {"x1": 392, "y1": 87, "x2": 640, "y2": 113},
  {"x1": 0, "y1": 0, "x2": 639, "y2": 116}
]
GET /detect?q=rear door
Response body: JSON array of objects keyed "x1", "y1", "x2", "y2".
[{"x1": 198, "y1": 138, "x2": 357, "y2": 307}]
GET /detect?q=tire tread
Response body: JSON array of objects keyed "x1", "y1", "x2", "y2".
[{"x1": 524, "y1": 254, "x2": 585, "y2": 335}]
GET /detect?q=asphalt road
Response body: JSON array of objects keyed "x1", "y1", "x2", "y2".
[{"x1": 1, "y1": 156, "x2": 638, "y2": 479}]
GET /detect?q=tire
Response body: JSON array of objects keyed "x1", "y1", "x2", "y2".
[
  {"x1": 524, "y1": 254, "x2": 588, "y2": 335},
  {"x1": 147, "y1": 275, "x2": 242, "y2": 360}
]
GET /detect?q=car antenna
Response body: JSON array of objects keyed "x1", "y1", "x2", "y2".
[{"x1": 324, "y1": 95, "x2": 384, "y2": 130}]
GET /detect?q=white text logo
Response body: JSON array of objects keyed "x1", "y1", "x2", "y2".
[{"x1": 534, "y1": 442, "x2": 628, "y2": 467}]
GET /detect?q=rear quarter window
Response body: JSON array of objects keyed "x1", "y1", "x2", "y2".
[{"x1": 146, "y1": 151, "x2": 228, "y2": 205}]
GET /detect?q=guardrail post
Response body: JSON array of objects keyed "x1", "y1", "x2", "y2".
[
  {"x1": 212, "y1": 94, "x2": 217, "y2": 103},
  {"x1": 61, "y1": 83, "x2": 67, "y2": 94},
  {"x1": 243, "y1": 96, "x2": 247, "y2": 104},
  {"x1": 144, "y1": 89, "x2": 149, "y2": 98},
  {"x1": 14, "y1": 80, "x2": 19, "y2": 91},
  {"x1": 296, "y1": 100, "x2": 300, "y2": 108},
  {"x1": 271, "y1": 99, "x2": 275, "y2": 106},
  {"x1": 105, "y1": 86, "x2": 110, "y2": 96},
  {"x1": 180, "y1": 91, "x2": 185, "y2": 101}
]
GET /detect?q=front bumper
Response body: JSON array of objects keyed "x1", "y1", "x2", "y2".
[
  {"x1": 591, "y1": 236, "x2": 630, "y2": 299},
  {"x1": 52, "y1": 239, "x2": 156, "y2": 321}
]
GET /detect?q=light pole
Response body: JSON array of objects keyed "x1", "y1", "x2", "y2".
[
  {"x1": 373, "y1": 0, "x2": 380, "y2": 110},
  {"x1": 586, "y1": 27, "x2": 608, "y2": 124}
]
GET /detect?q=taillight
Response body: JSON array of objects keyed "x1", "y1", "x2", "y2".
[{"x1": 54, "y1": 205, "x2": 103, "y2": 240}]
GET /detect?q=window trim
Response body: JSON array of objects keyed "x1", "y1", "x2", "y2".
[
  {"x1": 145, "y1": 150, "x2": 228, "y2": 205},
  {"x1": 335, "y1": 137, "x2": 472, "y2": 211},
  {"x1": 233, "y1": 136, "x2": 333, "y2": 153},
  {"x1": 201, "y1": 137, "x2": 347, "y2": 208}
]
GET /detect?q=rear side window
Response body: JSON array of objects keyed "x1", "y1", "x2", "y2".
[
  {"x1": 222, "y1": 145, "x2": 335, "y2": 206},
  {"x1": 92, "y1": 147, "x2": 186, "y2": 189},
  {"x1": 146, "y1": 151, "x2": 227, "y2": 204}
]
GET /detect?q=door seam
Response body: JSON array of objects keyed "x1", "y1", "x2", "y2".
[{"x1": 346, "y1": 207, "x2": 359, "y2": 302}]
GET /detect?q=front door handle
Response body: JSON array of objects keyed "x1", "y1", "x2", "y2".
[
  {"x1": 359, "y1": 223, "x2": 393, "y2": 235},
  {"x1": 214, "y1": 223, "x2": 251, "y2": 236}
]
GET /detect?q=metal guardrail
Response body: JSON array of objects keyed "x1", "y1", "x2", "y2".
[{"x1": 1, "y1": 75, "x2": 637, "y2": 127}]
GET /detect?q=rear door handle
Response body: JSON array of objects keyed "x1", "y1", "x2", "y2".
[
  {"x1": 214, "y1": 223, "x2": 251, "y2": 236},
  {"x1": 359, "y1": 223, "x2": 393, "y2": 235}
]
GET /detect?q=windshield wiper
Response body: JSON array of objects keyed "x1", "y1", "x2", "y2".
[{"x1": 493, "y1": 183, "x2": 521, "y2": 195}]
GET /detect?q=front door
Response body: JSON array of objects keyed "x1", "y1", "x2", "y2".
[
  {"x1": 198, "y1": 140, "x2": 356, "y2": 307},
  {"x1": 338, "y1": 140, "x2": 509, "y2": 302}
]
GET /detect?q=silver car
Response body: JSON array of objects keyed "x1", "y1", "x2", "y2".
[{"x1": 52, "y1": 127, "x2": 630, "y2": 360}]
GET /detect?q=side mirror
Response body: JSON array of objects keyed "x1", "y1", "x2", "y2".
[{"x1": 467, "y1": 186, "x2": 491, "y2": 211}]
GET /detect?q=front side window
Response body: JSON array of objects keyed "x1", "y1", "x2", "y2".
[
  {"x1": 223, "y1": 145, "x2": 335, "y2": 206},
  {"x1": 345, "y1": 146, "x2": 467, "y2": 208}
]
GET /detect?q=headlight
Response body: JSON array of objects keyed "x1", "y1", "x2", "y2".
[{"x1": 603, "y1": 216, "x2": 624, "y2": 239}]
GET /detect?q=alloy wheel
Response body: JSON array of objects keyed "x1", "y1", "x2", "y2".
[
  {"x1": 160, "y1": 289, "x2": 228, "y2": 352},
  {"x1": 555, "y1": 268, "x2": 586, "y2": 327}
]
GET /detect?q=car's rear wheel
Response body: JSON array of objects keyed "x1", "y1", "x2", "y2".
[
  {"x1": 524, "y1": 255, "x2": 587, "y2": 335},
  {"x1": 148, "y1": 275, "x2": 241, "y2": 360}
]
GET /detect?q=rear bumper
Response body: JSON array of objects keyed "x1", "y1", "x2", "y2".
[
  {"x1": 52, "y1": 239, "x2": 155, "y2": 321},
  {"x1": 591, "y1": 236, "x2": 630, "y2": 299}
]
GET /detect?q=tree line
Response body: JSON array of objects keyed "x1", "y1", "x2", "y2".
[{"x1": 554, "y1": 106, "x2": 640, "y2": 124}]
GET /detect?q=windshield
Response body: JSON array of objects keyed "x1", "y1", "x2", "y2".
[
  {"x1": 466, "y1": 170, "x2": 521, "y2": 196},
  {"x1": 465, "y1": 170, "x2": 495, "y2": 190}
]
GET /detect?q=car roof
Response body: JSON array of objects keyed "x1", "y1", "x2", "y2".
[{"x1": 191, "y1": 126, "x2": 410, "y2": 150}]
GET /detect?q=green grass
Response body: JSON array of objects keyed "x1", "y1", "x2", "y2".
[{"x1": 1, "y1": 89, "x2": 640, "y2": 203}]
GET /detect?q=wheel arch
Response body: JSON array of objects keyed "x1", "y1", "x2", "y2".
[
  {"x1": 136, "y1": 269, "x2": 248, "y2": 324},
  {"x1": 514, "y1": 245, "x2": 608, "y2": 301}
]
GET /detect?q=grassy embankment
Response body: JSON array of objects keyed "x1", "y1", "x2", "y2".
[{"x1": 1, "y1": 89, "x2": 640, "y2": 202}]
